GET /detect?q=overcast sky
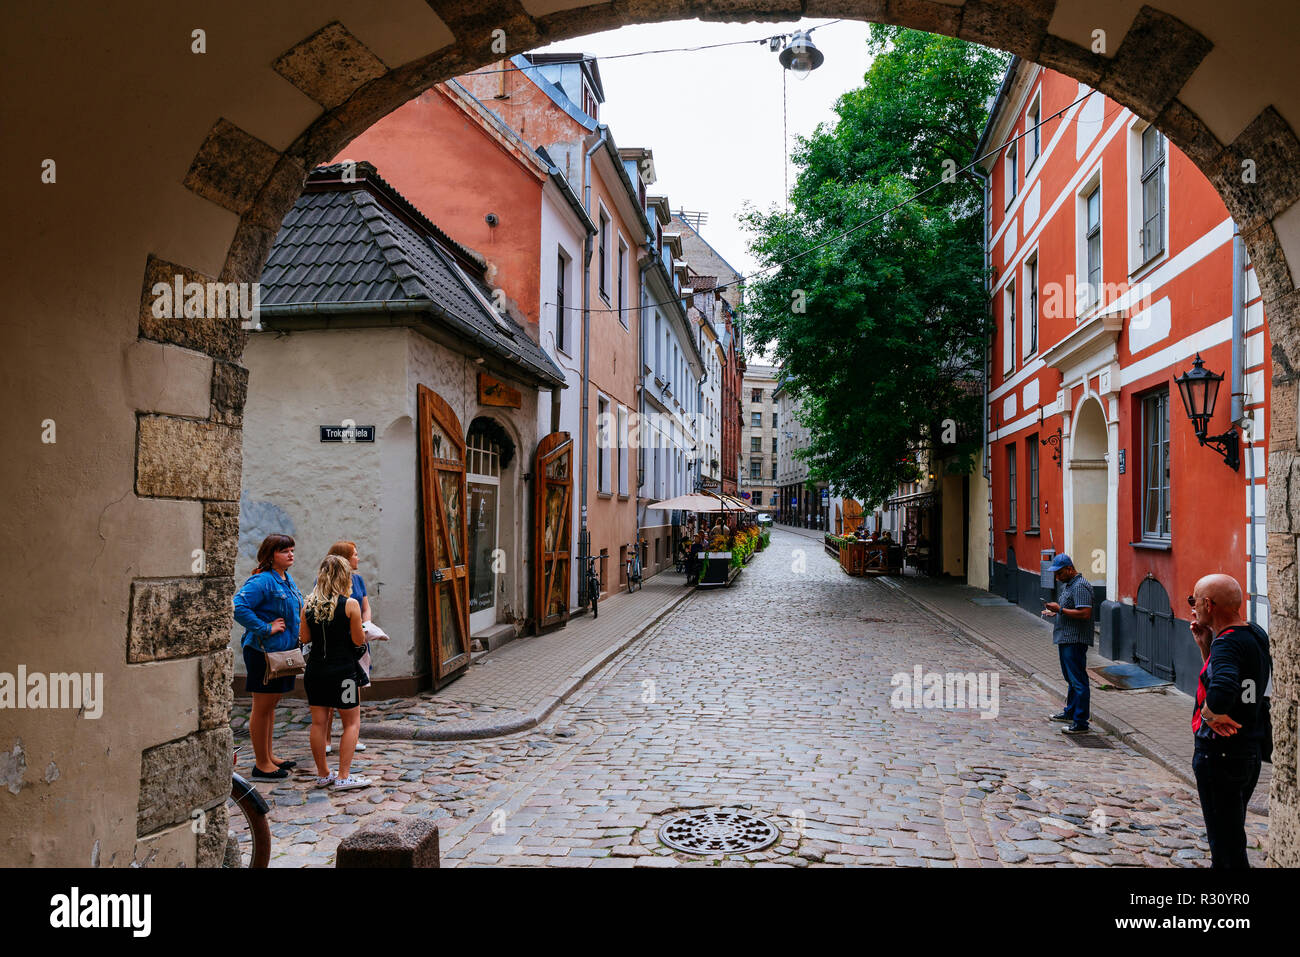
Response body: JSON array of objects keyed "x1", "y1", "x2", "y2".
[{"x1": 533, "y1": 18, "x2": 876, "y2": 285}]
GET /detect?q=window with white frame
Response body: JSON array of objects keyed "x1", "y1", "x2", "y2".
[
  {"x1": 1027, "y1": 434, "x2": 1039, "y2": 530},
  {"x1": 617, "y1": 406, "x2": 628, "y2": 496},
  {"x1": 597, "y1": 396, "x2": 610, "y2": 493},
  {"x1": 1077, "y1": 174, "x2": 1102, "y2": 313},
  {"x1": 1025, "y1": 93, "x2": 1041, "y2": 170},
  {"x1": 1138, "y1": 124, "x2": 1166, "y2": 267},
  {"x1": 1006, "y1": 444, "x2": 1017, "y2": 530},
  {"x1": 1004, "y1": 139, "x2": 1018, "y2": 207},
  {"x1": 555, "y1": 248, "x2": 569, "y2": 354},
  {"x1": 1003, "y1": 281, "x2": 1016, "y2": 374},
  {"x1": 1023, "y1": 255, "x2": 1038, "y2": 359},
  {"x1": 1142, "y1": 389, "x2": 1171, "y2": 539},
  {"x1": 598, "y1": 207, "x2": 610, "y2": 301}
]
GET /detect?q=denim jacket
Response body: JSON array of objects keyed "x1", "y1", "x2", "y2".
[{"x1": 233, "y1": 570, "x2": 303, "y2": 652}]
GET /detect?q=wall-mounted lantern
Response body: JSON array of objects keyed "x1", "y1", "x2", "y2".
[{"x1": 1173, "y1": 353, "x2": 1239, "y2": 471}]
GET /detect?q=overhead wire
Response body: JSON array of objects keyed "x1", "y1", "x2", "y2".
[
  {"x1": 458, "y1": 20, "x2": 844, "y2": 76},
  {"x1": 548, "y1": 86, "x2": 1126, "y2": 316}
]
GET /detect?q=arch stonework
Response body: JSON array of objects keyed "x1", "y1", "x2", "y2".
[{"x1": 3, "y1": 0, "x2": 1298, "y2": 866}]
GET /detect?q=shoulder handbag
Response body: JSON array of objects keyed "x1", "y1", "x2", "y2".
[
  {"x1": 258, "y1": 576, "x2": 305, "y2": 681},
  {"x1": 259, "y1": 633, "x2": 305, "y2": 682}
]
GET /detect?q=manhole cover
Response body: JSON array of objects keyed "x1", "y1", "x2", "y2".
[{"x1": 658, "y1": 810, "x2": 781, "y2": 855}]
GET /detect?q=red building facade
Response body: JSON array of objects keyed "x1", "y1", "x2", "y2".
[
  {"x1": 979, "y1": 60, "x2": 1271, "y2": 693},
  {"x1": 719, "y1": 299, "x2": 744, "y2": 497}
]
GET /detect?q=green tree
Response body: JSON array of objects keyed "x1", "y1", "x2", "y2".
[{"x1": 742, "y1": 25, "x2": 1007, "y2": 508}]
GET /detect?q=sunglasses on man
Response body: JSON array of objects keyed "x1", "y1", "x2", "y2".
[{"x1": 1187, "y1": 595, "x2": 1215, "y2": 609}]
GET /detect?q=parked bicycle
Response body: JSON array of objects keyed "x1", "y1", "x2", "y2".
[
  {"x1": 578, "y1": 553, "x2": 607, "y2": 618},
  {"x1": 225, "y1": 747, "x2": 271, "y2": 867},
  {"x1": 625, "y1": 539, "x2": 643, "y2": 593}
]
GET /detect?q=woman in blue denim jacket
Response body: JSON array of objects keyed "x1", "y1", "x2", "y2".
[{"x1": 233, "y1": 534, "x2": 303, "y2": 783}]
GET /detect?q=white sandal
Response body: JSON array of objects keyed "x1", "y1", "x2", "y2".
[
  {"x1": 332, "y1": 775, "x2": 372, "y2": 791},
  {"x1": 325, "y1": 742, "x2": 365, "y2": 753}
]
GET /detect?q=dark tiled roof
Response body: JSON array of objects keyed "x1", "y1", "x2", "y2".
[
  {"x1": 689, "y1": 274, "x2": 717, "y2": 291},
  {"x1": 259, "y1": 163, "x2": 564, "y2": 387}
]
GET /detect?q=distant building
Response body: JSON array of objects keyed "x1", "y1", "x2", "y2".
[
  {"x1": 632, "y1": 178, "x2": 705, "y2": 578},
  {"x1": 742, "y1": 363, "x2": 780, "y2": 512},
  {"x1": 774, "y1": 380, "x2": 829, "y2": 529}
]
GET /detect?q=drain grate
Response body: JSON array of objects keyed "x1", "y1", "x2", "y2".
[
  {"x1": 658, "y1": 810, "x2": 781, "y2": 855},
  {"x1": 1066, "y1": 733, "x2": 1114, "y2": 749}
]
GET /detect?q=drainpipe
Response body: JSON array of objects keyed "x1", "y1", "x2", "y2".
[
  {"x1": 578, "y1": 127, "x2": 607, "y2": 606},
  {"x1": 974, "y1": 165, "x2": 994, "y2": 585},
  {"x1": 638, "y1": 249, "x2": 652, "y2": 547},
  {"x1": 1230, "y1": 225, "x2": 1257, "y2": 622}
]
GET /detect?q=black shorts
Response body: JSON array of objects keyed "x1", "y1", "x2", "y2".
[
  {"x1": 304, "y1": 661, "x2": 362, "y2": 710},
  {"x1": 243, "y1": 643, "x2": 297, "y2": 695}
]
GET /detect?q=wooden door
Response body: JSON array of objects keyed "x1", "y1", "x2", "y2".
[
  {"x1": 534, "y1": 431, "x2": 573, "y2": 631},
  {"x1": 418, "y1": 385, "x2": 471, "y2": 688}
]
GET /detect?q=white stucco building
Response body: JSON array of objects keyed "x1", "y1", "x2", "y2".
[{"x1": 237, "y1": 164, "x2": 566, "y2": 693}]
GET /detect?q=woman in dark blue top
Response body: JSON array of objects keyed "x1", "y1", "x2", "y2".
[{"x1": 232, "y1": 534, "x2": 303, "y2": 782}]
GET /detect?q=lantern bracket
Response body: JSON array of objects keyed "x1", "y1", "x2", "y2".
[{"x1": 1196, "y1": 427, "x2": 1240, "y2": 472}]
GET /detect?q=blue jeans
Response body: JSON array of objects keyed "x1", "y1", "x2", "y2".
[{"x1": 1057, "y1": 642, "x2": 1090, "y2": 727}]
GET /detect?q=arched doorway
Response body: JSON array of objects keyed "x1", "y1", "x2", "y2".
[
  {"x1": 465, "y1": 417, "x2": 515, "y2": 634},
  {"x1": 9, "y1": 0, "x2": 1300, "y2": 868},
  {"x1": 1069, "y1": 397, "x2": 1110, "y2": 603}
]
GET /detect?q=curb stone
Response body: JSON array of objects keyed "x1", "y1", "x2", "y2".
[{"x1": 357, "y1": 585, "x2": 695, "y2": 743}]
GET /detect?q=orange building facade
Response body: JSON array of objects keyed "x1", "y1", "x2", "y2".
[{"x1": 348, "y1": 56, "x2": 649, "y2": 602}]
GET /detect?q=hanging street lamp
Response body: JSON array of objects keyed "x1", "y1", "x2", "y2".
[
  {"x1": 1173, "y1": 353, "x2": 1239, "y2": 470},
  {"x1": 778, "y1": 31, "x2": 825, "y2": 74}
]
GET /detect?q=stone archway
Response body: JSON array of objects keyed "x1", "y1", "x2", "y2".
[{"x1": 5, "y1": 1, "x2": 1299, "y2": 867}]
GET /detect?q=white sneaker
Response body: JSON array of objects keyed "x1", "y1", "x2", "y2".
[
  {"x1": 326, "y1": 743, "x2": 365, "y2": 753},
  {"x1": 315, "y1": 772, "x2": 337, "y2": 788},
  {"x1": 332, "y1": 775, "x2": 372, "y2": 791}
]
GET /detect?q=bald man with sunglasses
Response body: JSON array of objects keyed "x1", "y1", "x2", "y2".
[{"x1": 1188, "y1": 574, "x2": 1272, "y2": 869}]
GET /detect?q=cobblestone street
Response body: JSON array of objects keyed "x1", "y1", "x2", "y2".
[{"x1": 241, "y1": 529, "x2": 1267, "y2": 867}]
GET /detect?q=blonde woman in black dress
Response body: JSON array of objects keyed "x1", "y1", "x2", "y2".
[{"x1": 299, "y1": 555, "x2": 372, "y2": 790}]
